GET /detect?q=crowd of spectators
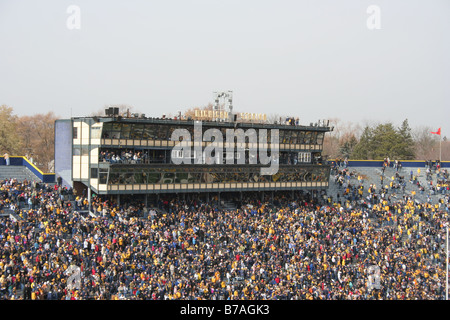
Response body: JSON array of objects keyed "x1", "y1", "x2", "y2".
[
  {"x1": 99, "y1": 150, "x2": 145, "y2": 164},
  {"x1": 0, "y1": 162, "x2": 449, "y2": 300},
  {"x1": 99, "y1": 150, "x2": 167, "y2": 165}
]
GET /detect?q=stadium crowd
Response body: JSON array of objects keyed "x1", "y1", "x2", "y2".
[{"x1": 0, "y1": 165, "x2": 449, "y2": 300}]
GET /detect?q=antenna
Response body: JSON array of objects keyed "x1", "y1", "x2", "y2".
[{"x1": 213, "y1": 91, "x2": 233, "y2": 121}]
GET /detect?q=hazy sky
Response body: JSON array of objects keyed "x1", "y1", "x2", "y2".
[{"x1": 1, "y1": 0, "x2": 449, "y2": 134}]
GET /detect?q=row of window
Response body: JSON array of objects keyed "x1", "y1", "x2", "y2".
[
  {"x1": 171, "y1": 150, "x2": 314, "y2": 165},
  {"x1": 101, "y1": 122, "x2": 325, "y2": 145},
  {"x1": 96, "y1": 147, "x2": 318, "y2": 165},
  {"x1": 97, "y1": 165, "x2": 330, "y2": 185}
]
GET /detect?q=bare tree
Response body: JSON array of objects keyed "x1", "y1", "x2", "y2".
[
  {"x1": 17, "y1": 112, "x2": 59, "y2": 172},
  {"x1": 266, "y1": 113, "x2": 286, "y2": 125},
  {"x1": 0, "y1": 105, "x2": 22, "y2": 155},
  {"x1": 322, "y1": 118, "x2": 363, "y2": 159},
  {"x1": 412, "y1": 126, "x2": 440, "y2": 160}
]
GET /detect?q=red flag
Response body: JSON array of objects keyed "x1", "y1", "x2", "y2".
[{"x1": 431, "y1": 128, "x2": 441, "y2": 135}]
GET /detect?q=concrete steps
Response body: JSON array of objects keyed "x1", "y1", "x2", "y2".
[
  {"x1": 328, "y1": 165, "x2": 443, "y2": 205},
  {"x1": 0, "y1": 166, "x2": 42, "y2": 182}
]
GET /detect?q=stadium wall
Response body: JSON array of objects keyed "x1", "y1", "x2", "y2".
[
  {"x1": 0, "y1": 156, "x2": 55, "y2": 183},
  {"x1": 54, "y1": 119, "x2": 73, "y2": 187},
  {"x1": 329, "y1": 160, "x2": 450, "y2": 168}
]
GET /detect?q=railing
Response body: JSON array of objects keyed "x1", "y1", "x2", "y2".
[{"x1": 0, "y1": 156, "x2": 55, "y2": 183}]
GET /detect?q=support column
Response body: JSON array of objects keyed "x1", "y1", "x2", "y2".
[{"x1": 88, "y1": 187, "x2": 91, "y2": 213}]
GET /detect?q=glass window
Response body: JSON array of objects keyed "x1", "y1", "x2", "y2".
[
  {"x1": 102, "y1": 122, "x2": 112, "y2": 138},
  {"x1": 310, "y1": 132, "x2": 318, "y2": 144},
  {"x1": 143, "y1": 124, "x2": 158, "y2": 140},
  {"x1": 304, "y1": 132, "x2": 312, "y2": 144},
  {"x1": 134, "y1": 170, "x2": 147, "y2": 184},
  {"x1": 297, "y1": 132, "x2": 305, "y2": 144},
  {"x1": 278, "y1": 130, "x2": 285, "y2": 144},
  {"x1": 298, "y1": 152, "x2": 311, "y2": 163},
  {"x1": 90, "y1": 168, "x2": 98, "y2": 179},
  {"x1": 131, "y1": 124, "x2": 144, "y2": 139},
  {"x1": 156, "y1": 125, "x2": 168, "y2": 140},
  {"x1": 289, "y1": 131, "x2": 298, "y2": 144},
  {"x1": 99, "y1": 168, "x2": 108, "y2": 184},
  {"x1": 121, "y1": 123, "x2": 132, "y2": 139},
  {"x1": 111, "y1": 123, "x2": 122, "y2": 139},
  {"x1": 317, "y1": 132, "x2": 324, "y2": 145},
  {"x1": 108, "y1": 172, "x2": 118, "y2": 184}
]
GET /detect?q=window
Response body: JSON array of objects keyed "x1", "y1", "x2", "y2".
[
  {"x1": 290, "y1": 131, "x2": 298, "y2": 144},
  {"x1": 298, "y1": 152, "x2": 311, "y2": 163},
  {"x1": 279, "y1": 130, "x2": 285, "y2": 143},
  {"x1": 143, "y1": 124, "x2": 158, "y2": 140},
  {"x1": 297, "y1": 132, "x2": 305, "y2": 144},
  {"x1": 73, "y1": 127, "x2": 78, "y2": 139},
  {"x1": 90, "y1": 168, "x2": 98, "y2": 179},
  {"x1": 309, "y1": 132, "x2": 318, "y2": 144},
  {"x1": 317, "y1": 132, "x2": 325, "y2": 145},
  {"x1": 130, "y1": 124, "x2": 144, "y2": 139},
  {"x1": 171, "y1": 150, "x2": 183, "y2": 159},
  {"x1": 102, "y1": 122, "x2": 112, "y2": 138},
  {"x1": 121, "y1": 123, "x2": 132, "y2": 139},
  {"x1": 99, "y1": 168, "x2": 108, "y2": 184},
  {"x1": 111, "y1": 123, "x2": 122, "y2": 139},
  {"x1": 303, "y1": 132, "x2": 312, "y2": 144},
  {"x1": 156, "y1": 125, "x2": 168, "y2": 140}
]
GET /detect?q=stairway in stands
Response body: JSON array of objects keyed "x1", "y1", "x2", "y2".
[
  {"x1": 328, "y1": 164, "x2": 438, "y2": 204},
  {"x1": 0, "y1": 166, "x2": 42, "y2": 182}
]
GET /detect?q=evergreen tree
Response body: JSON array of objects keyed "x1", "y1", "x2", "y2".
[
  {"x1": 352, "y1": 126, "x2": 373, "y2": 159},
  {"x1": 351, "y1": 120, "x2": 416, "y2": 160},
  {"x1": 370, "y1": 122, "x2": 399, "y2": 159},
  {"x1": 397, "y1": 119, "x2": 415, "y2": 159}
]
